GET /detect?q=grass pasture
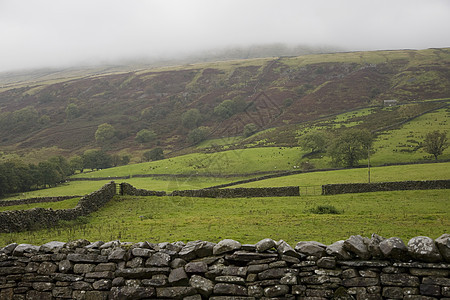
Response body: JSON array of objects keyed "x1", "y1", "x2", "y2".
[
  {"x1": 1, "y1": 189, "x2": 448, "y2": 247},
  {"x1": 1, "y1": 176, "x2": 249, "y2": 200},
  {"x1": 73, "y1": 147, "x2": 306, "y2": 178},
  {"x1": 371, "y1": 107, "x2": 450, "y2": 165},
  {"x1": 0, "y1": 197, "x2": 80, "y2": 212},
  {"x1": 234, "y1": 162, "x2": 450, "y2": 188}
]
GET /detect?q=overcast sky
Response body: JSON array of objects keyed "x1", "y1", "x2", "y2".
[{"x1": 1, "y1": 0, "x2": 449, "y2": 72}]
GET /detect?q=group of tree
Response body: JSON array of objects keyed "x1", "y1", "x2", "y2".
[
  {"x1": 299, "y1": 128, "x2": 448, "y2": 168},
  {"x1": 214, "y1": 97, "x2": 247, "y2": 120},
  {"x1": 0, "y1": 150, "x2": 131, "y2": 198},
  {"x1": 0, "y1": 156, "x2": 73, "y2": 197},
  {"x1": 71, "y1": 150, "x2": 130, "y2": 172},
  {"x1": 0, "y1": 106, "x2": 47, "y2": 135},
  {"x1": 142, "y1": 148, "x2": 164, "y2": 162},
  {"x1": 299, "y1": 128, "x2": 374, "y2": 168}
]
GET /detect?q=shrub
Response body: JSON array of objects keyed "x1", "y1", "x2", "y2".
[
  {"x1": 135, "y1": 129, "x2": 157, "y2": 144},
  {"x1": 308, "y1": 205, "x2": 341, "y2": 214}
]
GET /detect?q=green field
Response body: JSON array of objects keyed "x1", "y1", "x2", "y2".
[
  {"x1": 235, "y1": 162, "x2": 450, "y2": 188},
  {"x1": 1, "y1": 189, "x2": 448, "y2": 247},
  {"x1": 0, "y1": 197, "x2": 80, "y2": 212},
  {"x1": 1, "y1": 176, "x2": 248, "y2": 200},
  {"x1": 371, "y1": 107, "x2": 450, "y2": 165},
  {"x1": 65, "y1": 104, "x2": 449, "y2": 182},
  {"x1": 72, "y1": 147, "x2": 306, "y2": 178}
]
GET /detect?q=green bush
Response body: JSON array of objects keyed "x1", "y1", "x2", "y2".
[{"x1": 308, "y1": 205, "x2": 341, "y2": 214}]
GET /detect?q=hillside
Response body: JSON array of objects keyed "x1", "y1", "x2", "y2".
[{"x1": 0, "y1": 48, "x2": 449, "y2": 161}]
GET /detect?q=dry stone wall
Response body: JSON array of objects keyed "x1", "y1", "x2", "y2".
[
  {"x1": 1, "y1": 234, "x2": 450, "y2": 299},
  {"x1": 322, "y1": 180, "x2": 450, "y2": 195},
  {"x1": 0, "y1": 196, "x2": 80, "y2": 208},
  {"x1": 119, "y1": 183, "x2": 300, "y2": 198},
  {"x1": 0, "y1": 182, "x2": 116, "y2": 233}
]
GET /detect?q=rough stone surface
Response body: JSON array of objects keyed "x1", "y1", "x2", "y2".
[
  {"x1": 1, "y1": 234, "x2": 450, "y2": 299},
  {"x1": 295, "y1": 241, "x2": 327, "y2": 257},
  {"x1": 407, "y1": 236, "x2": 442, "y2": 262},
  {"x1": 213, "y1": 239, "x2": 242, "y2": 255},
  {"x1": 379, "y1": 237, "x2": 409, "y2": 260},
  {"x1": 326, "y1": 240, "x2": 352, "y2": 260},
  {"x1": 344, "y1": 235, "x2": 371, "y2": 260},
  {"x1": 255, "y1": 238, "x2": 276, "y2": 252},
  {"x1": 435, "y1": 233, "x2": 450, "y2": 262},
  {"x1": 189, "y1": 275, "x2": 214, "y2": 296}
]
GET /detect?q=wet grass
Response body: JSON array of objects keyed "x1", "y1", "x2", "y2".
[{"x1": 1, "y1": 189, "x2": 448, "y2": 247}]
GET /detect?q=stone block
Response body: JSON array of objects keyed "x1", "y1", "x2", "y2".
[
  {"x1": 92, "y1": 279, "x2": 111, "y2": 291},
  {"x1": 168, "y1": 267, "x2": 188, "y2": 285},
  {"x1": 382, "y1": 286, "x2": 403, "y2": 299},
  {"x1": 380, "y1": 273, "x2": 419, "y2": 287},
  {"x1": 407, "y1": 236, "x2": 442, "y2": 262},
  {"x1": 295, "y1": 241, "x2": 327, "y2": 257},
  {"x1": 185, "y1": 261, "x2": 208, "y2": 274},
  {"x1": 255, "y1": 238, "x2": 276, "y2": 252},
  {"x1": 420, "y1": 284, "x2": 441, "y2": 297},
  {"x1": 213, "y1": 239, "x2": 242, "y2": 255},
  {"x1": 156, "y1": 286, "x2": 196, "y2": 298},
  {"x1": 52, "y1": 286, "x2": 72, "y2": 298},
  {"x1": 73, "y1": 263, "x2": 95, "y2": 274},
  {"x1": 342, "y1": 277, "x2": 379, "y2": 287},
  {"x1": 213, "y1": 283, "x2": 247, "y2": 296},
  {"x1": 317, "y1": 257, "x2": 336, "y2": 268},
  {"x1": 264, "y1": 284, "x2": 289, "y2": 297},
  {"x1": 344, "y1": 235, "x2": 371, "y2": 260},
  {"x1": 146, "y1": 252, "x2": 171, "y2": 267},
  {"x1": 189, "y1": 275, "x2": 214, "y2": 296}
]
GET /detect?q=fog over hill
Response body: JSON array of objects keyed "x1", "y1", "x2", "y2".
[
  {"x1": 0, "y1": 43, "x2": 339, "y2": 85},
  {"x1": 1, "y1": 0, "x2": 449, "y2": 73}
]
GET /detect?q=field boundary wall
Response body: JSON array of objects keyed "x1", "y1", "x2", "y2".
[
  {"x1": 322, "y1": 179, "x2": 450, "y2": 195},
  {"x1": 1, "y1": 234, "x2": 449, "y2": 299},
  {"x1": 0, "y1": 196, "x2": 81, "y2": 207},
  {"x1": 0, "y1": 182, "x2": 116, "y2": 233},
  {"x1": 119, "y1": 182, "x2": 300, "y2": 198}
]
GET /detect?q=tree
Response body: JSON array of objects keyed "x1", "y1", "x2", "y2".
[
  {"x1": 214, "y1": 98, "x2": 247, "y2": 120},
  {"x1": 181, "y1": 109, "x2": 201, "y2": 129},
  {"x1": 69, "y1": 155, "x2": 84, "y2": 173},
  {"x1": 135, "y1": 129, "x2": 157, "y2": 144},
  {"x1": 243, "y1": 123, "x2": 258, "y2": 137},
  {"x1": 95, "y1": 123, "x2": 115, "y2": 144},
  {"x1": 143, "y1": 148, "x2": 164, "y2": 162},
  {"x1": 327, "y1": 129, "x2": 374, "y2": 167},
  {"x1": 65, "y1": 103, "x2": 80, "y2": 119},
  {"x1": 82, "y1": 150, "x2": 112, "y2": 170},
  {"x1": 112, "y1": 154, "x2": 131, "y2": 167},
  {"x1": 187, "y1": 126, "x2": 210, "y2": 144},
  {"x1": 422, "y1": 130, "x2": 448, "y2": 160},
  {"x1": 214, "y1": 100, "x2": 235, "y2": 119},
  {"x1": 48, "y1": 156, "x2": 72, "y2": 178},
  {"x1": 299, "y1": 131, "x2": 329, "y2": 153},
  {"x1": 37, "y1": 161, "x2": 62, "y2": 187}
]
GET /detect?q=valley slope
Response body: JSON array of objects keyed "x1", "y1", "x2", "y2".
[{"x1": 0, "y1": 48, "x2": 449, "y2": 160}]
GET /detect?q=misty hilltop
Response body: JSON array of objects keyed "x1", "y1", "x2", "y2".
[{"x1": 0, "y1": 48, "x2": 449, "y2": 160}]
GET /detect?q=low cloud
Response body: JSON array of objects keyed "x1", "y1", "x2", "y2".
[{"x1": 1, "y1": 0, "x2": 449, "y2": 72}]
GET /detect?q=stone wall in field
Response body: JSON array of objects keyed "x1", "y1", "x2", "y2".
[
  {"x1": 0, "y1": 196, "x2": 80, "y2": 207},
  {"x1": 119, "y1": 182, "x2": 300, "y2": 198},
  {"x1": 322, "y1": 180, "x2": 450, "y2": 195},
  {"x1": 119, "y1": 183, "x2": 167, "y2": 196},
  {"x1": 1, "y1": 234, "x2": 449, "y2": 299},
  {"x1": 0, "y1": 182, "x2": 116, "y2": 233},
  {"x1": 169, "y1": 186, "x2": 300, "y2": 198}
]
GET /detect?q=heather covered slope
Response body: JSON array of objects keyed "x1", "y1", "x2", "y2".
[{"x1": 0, "y1": 48, "x2": 449, "y2": 157}]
